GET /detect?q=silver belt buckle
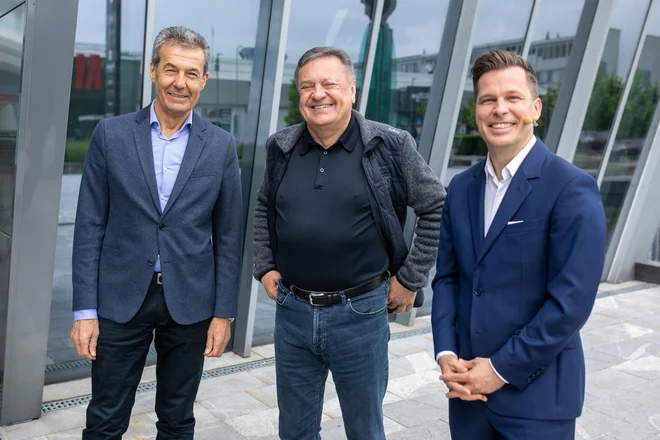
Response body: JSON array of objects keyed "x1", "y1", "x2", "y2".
[
  {"x1": 156, "y1": 273, "x2": 163, "y2": 285},
  {"x1": 308, "y1": 293, "x2": 325, "y2": 306}
]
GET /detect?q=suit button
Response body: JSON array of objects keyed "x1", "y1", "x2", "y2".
[
  {"x1": 147, "y1": 259, "x2": 155, "y2": 266},
  {"x1": 159, "y1": 224, "x2": 167, "y2": 231},
  {"x1": 474, "y1": 288, "x2": 483, "y2": 296}
]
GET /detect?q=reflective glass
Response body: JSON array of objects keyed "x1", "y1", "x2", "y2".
[
  {"x1": 601, "y1": 2, "x2": 660, "y2": 242},
  {"x1": 572, "y1": 0, "x2": 650, "y2": 175},
  {"x1": 366, "y1": 0, "x2": 450, "y2": 143},
  {"x1": 446, "y1": 0, "x2": 533, "y2": 184},
  {"x1": 48, "y1": 0, "x2": 147, "y2": 376},
  {"x1": 527, "y1": 0, "x2": 585, "y2": 141}
]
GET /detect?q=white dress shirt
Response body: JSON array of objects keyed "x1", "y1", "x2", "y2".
[{"x1": 436, "y1": 135, "x2": 537, "y2": 385}]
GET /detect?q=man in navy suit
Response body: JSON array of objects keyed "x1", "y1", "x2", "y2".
[
  {"x1": 432, "y1": 50, "x2": 606, "y2": 439},
  {"x1": 70, "y1": 26, "x2": 242, "y2": 439}
]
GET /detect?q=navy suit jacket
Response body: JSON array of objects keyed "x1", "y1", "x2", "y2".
[
  {"x1": 72, "y1": 106, "x2": 243, "y2": 324},
  {"x1": 432, "y1": 139, "x2": 606, "y2": 420}
]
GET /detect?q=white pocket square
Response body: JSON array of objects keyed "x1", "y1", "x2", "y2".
[{"x1": 507, "y1": 220, "x2": 524, "y2": 225}]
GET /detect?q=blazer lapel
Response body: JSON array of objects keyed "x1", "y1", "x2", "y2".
[
  {"x1": 476, "y1": 139, "x2": 547, "y2": 265},
  {"x1": 133, "y1": 107, "x2": 161, "y2": 214},
  {"x1": 468, "y1": 166, "x2": 486, "y2": 260},
  {"x1": 162, "y1": 114, "x2": 208, "y2": 216}
]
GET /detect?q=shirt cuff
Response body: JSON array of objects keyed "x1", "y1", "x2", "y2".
[
  {"x1": 74, "y1": 309, "x2": 98, "y2": 321},
  {"x1": 489, "y1": 358, "x2": 509, "y2": 384},
  {"x1": 436, "y1": 350, "x2": 458, "y2": 362}
]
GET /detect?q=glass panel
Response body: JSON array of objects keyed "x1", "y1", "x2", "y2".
[
  {"x1": 600, "y1": 2, "x2": 660, "y2": 243},
  {"x1": 572, "y1": 0, "x2": 650, "y2": 176},
  {"x1": 276, "y1": 0, "x2": 374, "y2": 131},
  {"x1": 527, "y1": 0, "x2": 585, "y2": 141},
  {"x1": 447, "y1": 0, "x2": 534, "y2": 184},
  {"x1": 155, "y1": 0, "x2": 261, "y2": 155},
  {"x1": 651, "y1": 225, "x2": 660, "y2": 262},
  {"x1": 48, "y1": 0, "x2": 147, "y2": 377},
  {"x1": 0, "y1": 2, "x2": 24, "y2": 237},
  {"x1": 366, "y1": 0, "x2": 450, "y2": 144},
  {"x1": 0, "y1": 0, "x2": 25, "y2": 404}
]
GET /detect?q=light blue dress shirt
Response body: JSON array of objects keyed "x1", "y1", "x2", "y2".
[{"x1": 74, "y1": 103, "x2": 192, "y2": 321}]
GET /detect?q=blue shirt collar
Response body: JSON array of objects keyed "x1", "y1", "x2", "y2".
[{"x1": 149, "y1": 100, "x2": 193, "y2": 132}]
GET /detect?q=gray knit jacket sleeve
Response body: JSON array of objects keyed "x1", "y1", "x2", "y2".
[
  {"x1": 395, "y1": 130, "x2": 445, "y2": 292},
  {"x1": 252, "y1": 137, "x2": 277, "y2": 281}
]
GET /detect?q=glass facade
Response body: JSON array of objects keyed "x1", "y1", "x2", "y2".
[
  {"x1": 0, "y1": 0, "x2": 26, "y2": 398},
  {"x1": 367, "y1": 0, "x2": 450, "y2": 141},
  {"x1": 600, "y1": 1, "x2": 660, "y2": 242},
  {"x1": 13, "y1": 0, "x2": 658, "y2": 386},
  {"x1": 446, "y1": 0, "x2": 534, "y2": 184}
]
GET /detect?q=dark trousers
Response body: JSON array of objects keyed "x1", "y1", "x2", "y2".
[
  {"x1": 83, "y1": 277, "x2": 211, "y2": 440},
  {"x1": 449, "y1": 399, "x2": 576, "y2": 440}
]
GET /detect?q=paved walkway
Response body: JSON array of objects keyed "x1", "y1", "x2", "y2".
[{"x1": 2, "y1": 282, "x2": 660, "y2": 440}]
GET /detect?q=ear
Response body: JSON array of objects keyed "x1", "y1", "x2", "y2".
[
  {"x1": 351, "y1": 79, "x2": 356, "y2": 104},
  {"x1": 199, "y1": 71, "x2": 209, "y2": 90},
  {"x1": 533, "y1": 96, "x2": 542, "y2": 120},
  {"x1": 149, "y1": 63, "x2": 156, "y2": 83}
]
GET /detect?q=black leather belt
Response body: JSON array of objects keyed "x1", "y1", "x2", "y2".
[{"x1": 280, "y1": 273, "x2": 388, "y2": 307}]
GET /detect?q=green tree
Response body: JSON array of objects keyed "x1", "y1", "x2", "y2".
[
  {"x1": 284, "y1": 79, "x2": 303, "y2": 126},
  {"x1": 536, "y1": 85, "x2": 558, "y2": 140},
  {"x1": 617, "y1": 72, "x2": 660, "y2": 139},
  {"x1": 583, "y1": 70, "x2": 624, "y2": 131}
]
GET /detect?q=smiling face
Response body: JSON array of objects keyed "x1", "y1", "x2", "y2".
[
  {"x1": 297, "y1": 56, "x2": 356, "y2": 133},
  {"x1": 150, "y1": 43, "x2": 208, "y2": 119},
  {"x1": 475, "y1": 66, "x2": 542, "y2": 155}
]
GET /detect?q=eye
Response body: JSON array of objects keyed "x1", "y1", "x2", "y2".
[
  {"x1": 187, "y1": 72, "x2": 200, "y2": 79},
  {"x1": 508, "y1": 96, "x2": 521, "y2": 101},
  {"x1": 480, "y1": 98, "x2": 495, "y2": 104}
]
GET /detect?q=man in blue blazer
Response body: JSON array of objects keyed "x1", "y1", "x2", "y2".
[
  {"x1": 432, "y1": 50, "x2": 606, "y2": 439},
  {"x1": 70, "y1": 26, "x2": 242, "y2": 439}
]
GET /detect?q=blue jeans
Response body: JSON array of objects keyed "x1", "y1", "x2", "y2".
[{"x1": 274, "y1": 279, "x2": 391, "y2": 440}]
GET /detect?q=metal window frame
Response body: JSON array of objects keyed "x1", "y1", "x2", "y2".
[
  {"x1": 595, "y1": 0, "x2": 654, "y2": 187},
  {"x1": 521, "y1": 0, "x2": 541, "y2": 59},
  {"x1": 605, "y1": 0, "x2": 660, "y2": 281},
  {"x1": 232, "y1": 0, "x2": 290, "y2": 356},
  {"x1": 356, "y1": 0, "x2": 384, "y2": 114},
  {"x1": 140, "y1": 0, "x2": 157, "y2": 108},
  {"x1": 545, "y1": 0, "x2": 615, "y2": 158},
  {"x1": 1, "y1": 0, "x2": 79, "y2": 424}
]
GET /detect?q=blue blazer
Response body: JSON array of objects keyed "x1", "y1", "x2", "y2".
[
  {"x1": 432, "y1": 139, "x2": 606, "y2": 420},
  {"x1": 72, "y1": 106, "x2": 243, "y2": 324}
]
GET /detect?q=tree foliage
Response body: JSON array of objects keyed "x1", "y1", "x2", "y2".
[{"x1": 284, "y1": 79, "x2": 303, "y2": 126}]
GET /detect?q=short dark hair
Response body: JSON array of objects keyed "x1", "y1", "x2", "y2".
[
  {"x1": 294, "y1": 46, "x2": 356, "y2": 85},
  {"x1": 471, "y1": 50, "x2": 539, "y2": 99},
  {"x1": 152, "y1": 26, "x2": 210, "y2": 74}
]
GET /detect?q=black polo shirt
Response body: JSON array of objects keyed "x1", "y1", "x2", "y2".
[{"x1": 274, "y1": 116, "x2": 389, "y2": 291}]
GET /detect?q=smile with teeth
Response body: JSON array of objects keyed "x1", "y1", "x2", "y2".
[
  {"x1": 313, "y1": 104, "x2": 332, "y2": 109},
  {"x1": 491, "y1": 123, "x2": 514, "y2": 129},
  {"x1": 169, "y1": 92, "x2": 187, "y2": 98}
]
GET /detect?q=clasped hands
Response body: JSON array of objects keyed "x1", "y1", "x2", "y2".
[{"x1": 438, "y1": 355, "x2": 505, "y2": 402}]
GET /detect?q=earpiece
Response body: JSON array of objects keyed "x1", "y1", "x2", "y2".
[{"x1": 522, "y1": 116, "x2": 533, "y2": 125}]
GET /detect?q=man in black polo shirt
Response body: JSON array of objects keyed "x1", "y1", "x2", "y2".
[{"x1": 253, "y1": 46, "x2": 444, "y2": 440}]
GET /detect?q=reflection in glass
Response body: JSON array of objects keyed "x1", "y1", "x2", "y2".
[
  {"x1": 366, "y1": 0, "x2": 450, "y2": 143},
  {"x1": 278, "y1": 0, "x2": 373, "y2": 130},
  {"x1": 527, "y1": 0, "x2": 585, "y2": 141},
  {"x1": 0, "y1": 4, "x2": 24, "y2": 237},
  {"x1": 651, "y1": 226, "x2": 660, "y2": 262},
  {"x1": 572, "y1": 0, "x2": 650, "y2": 176},
  {"x1": 155, "y1": 0, "x2": 260, "y2": 156},
  {"x1": 446, "y1": 1, "x2": 533, "y2": 184},
  {"x1": 48, "y1": 0, "x2": 147, "y2": 375},
  {"x1": 600, "y1": 2, "x2": 660, "y2": 242},
  {"x1": 0, "y1": 0, "x2": 25, "y2": 396}
]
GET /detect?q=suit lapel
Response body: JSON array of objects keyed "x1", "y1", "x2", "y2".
[
  {"x1": 162, "y1": 113, "x2": 208, "y2": 216},
  {"x1": 476, "y1": 139, "x2": 547, "y2": 265},
  {"x1": 468, "y1": 166, "x2": 486, "y2": 260},
  {"x1": 133, "y1": 107, "x2": 161, "y2": 214}
]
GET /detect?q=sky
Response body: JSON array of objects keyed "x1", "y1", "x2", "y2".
[{"x1": 71, "y1": 0, "x2": 657, "y2": 76}]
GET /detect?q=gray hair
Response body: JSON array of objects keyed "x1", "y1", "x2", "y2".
[
  {"x1": 152, "y1": 26, "x2": 211, "y2": 74},
  {"x1": 294, "y1": 46, "x2": 356, "y2": 85}
]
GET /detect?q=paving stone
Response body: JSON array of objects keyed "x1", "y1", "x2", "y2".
[
  {"x1": 224, "y1": 407, "x2": 279, "y2": 439},
  {"x1": 613, "y1": 355, "x2": 660, "y2": 381},
  {"x1": 383, "y1": 399, "x2": 444, "y2": 428},
  {"x1": 581, "y1": 313, "x2": 623, "y2": 331},
  {"x1": 247, "y1": 365, "x2": 277, "y2": 385},
  {"x1": 198, "y1": 391, "x2": 270, "y2": 421},
  {"x1": 592, "y1": 338, "x2": 660, "y2": 361}
]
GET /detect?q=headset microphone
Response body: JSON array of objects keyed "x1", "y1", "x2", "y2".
[{"x1": 522, "y1": 116, "x2": 534, "y2": 125}]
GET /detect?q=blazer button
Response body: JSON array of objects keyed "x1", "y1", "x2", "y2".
[
  {"x1": 147, "y1": 259, "x2": 155, "y2": 266},
  {"x1": 474, "y1": 288, "x2": 483, "y2": 296},
  {"x1": 159, "y1": 224, "x2": 167, "y2": 231}
]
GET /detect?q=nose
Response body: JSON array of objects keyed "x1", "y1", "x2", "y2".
[
  {"x1": 311, "y1": 83, "x2": 326, "y2": 100},
  {"x1": 493, "y1": 97, "x2": 509, "y2": 116},
  {"x1": 172, "y1": 71, "x2": 186, "y2": 89}
]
